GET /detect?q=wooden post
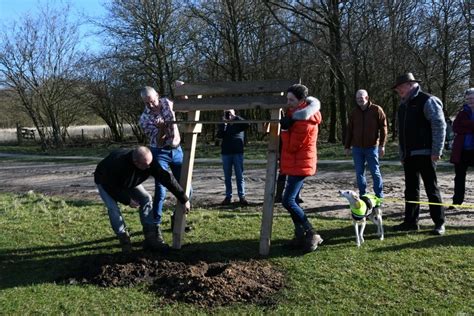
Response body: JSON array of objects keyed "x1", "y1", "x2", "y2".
[
  {"x1": 16, "y1": 123, "x2": 23, "y2": 146},
  {"x1": 172, "y1": 110, "x2": 201, "y2": 249},
  {"x1": 259, "y1": 108, "x2": 281, "y2": 256}
]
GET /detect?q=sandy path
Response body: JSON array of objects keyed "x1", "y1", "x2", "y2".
[{"x1": 0, "y1": 160, "x2": 472, "y2": 227}]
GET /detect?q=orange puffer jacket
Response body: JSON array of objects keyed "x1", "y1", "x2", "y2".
[{"x1": 280, "y1": 102, "x2": 322, "y2": 176}]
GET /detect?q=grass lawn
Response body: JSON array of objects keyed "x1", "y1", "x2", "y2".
[{"x1": 0, "y1": 192, "x2": 472, "y2": 314}]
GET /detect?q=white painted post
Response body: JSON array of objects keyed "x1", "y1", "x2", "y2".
[
  {"x1": 172, "y1": 110, "x2": 201, "y2": 249},
  {"x1": 259, "y1": 108, "x2": 281, "y2": 256}
]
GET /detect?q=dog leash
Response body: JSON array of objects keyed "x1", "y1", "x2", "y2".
[{"x1": 382, "y1": 197, "x2": 474, "y2": 208}]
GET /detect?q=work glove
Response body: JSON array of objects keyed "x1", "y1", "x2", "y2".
[{"x1": 280, "y1": 116, "x2": 295, "y2": 130}]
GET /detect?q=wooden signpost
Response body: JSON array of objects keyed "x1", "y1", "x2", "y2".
[{"x1": 173, "y1": 79, "x2": 296, "y2": 256}]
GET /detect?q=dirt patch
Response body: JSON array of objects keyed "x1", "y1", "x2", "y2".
[{"x1": 65, "y1": 254, "x2": 284, "y2": 308}]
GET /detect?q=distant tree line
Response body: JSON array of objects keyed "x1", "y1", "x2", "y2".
[{"x1": 0, "y1": 0, "x2": 473, "y2": 148}]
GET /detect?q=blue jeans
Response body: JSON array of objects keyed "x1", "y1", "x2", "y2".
[
  {"x1": 282, "y1": 175, "x2": 313, "y2": 237},
  {"x1": 97, "y1": 184, "x2": 153, "y2": 235},
  {"x1": 151, "y1": 146, "x2": 186, "y2": 225},
  {"x1": 351, "y1": 146, "x2": 384, "y2": 198},
  {"x1": 221, "y1": 153, "x2": 245, "y2": 198}
]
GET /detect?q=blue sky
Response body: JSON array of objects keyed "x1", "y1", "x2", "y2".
[{"x1": 0, "y1": 0, "x2": 107, "y2": 52}]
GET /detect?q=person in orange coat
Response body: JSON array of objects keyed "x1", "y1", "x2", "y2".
[{"x1": 280, "y1": 84, "x2": 323, "y2": 253}]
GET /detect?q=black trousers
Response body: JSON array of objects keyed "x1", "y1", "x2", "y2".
[
  {"x1": 453, "y1": 150, "x2": 474, "y2": 205},
  {"x1": 403, "y1": 155, "x2": 445, "y2": 226}
]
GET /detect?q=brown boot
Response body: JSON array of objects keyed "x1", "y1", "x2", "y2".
[
  {"x1": 117, "y1": 231, "x2": 132, "y2": 253},
  {"x1": 143, "y1": 225, "x2": 170, "y2": 251}
]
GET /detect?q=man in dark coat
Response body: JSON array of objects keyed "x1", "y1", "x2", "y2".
[{"x1": 95, "y1": 146, "x2": 190, "y2": 252}]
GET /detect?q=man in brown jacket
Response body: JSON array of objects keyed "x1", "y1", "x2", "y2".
[{"x1": 344, "y1": 89, "x2": 388, "y2": 198}]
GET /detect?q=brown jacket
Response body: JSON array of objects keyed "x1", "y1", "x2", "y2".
[{"x1": 345, "y1": 102, "x2": 387, "y2": 149}]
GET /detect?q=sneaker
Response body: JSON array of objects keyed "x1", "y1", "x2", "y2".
[
  {"x1": 296, "y1": 197, "x2": 304, "y2": 204},
  {"x1": 447, "y1": 205, "x2": 458, "y2": 211},
  {"x1": 239, "y1": 197, "x2": 249, "y2": 206},
  {"x1": 433, "y1": 224, "x2": 446, "y2": 235},
  {"x1": 221, "y1": 197, "x2": 232, "y2": 205},
  {"x1": 303, "y1": 230, "x2": 323, "y2": 253},
  {"x1": 392, "y1": 222, "x2": 419, "y2": 232}
]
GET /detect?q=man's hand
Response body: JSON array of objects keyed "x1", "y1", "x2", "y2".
[
  {"x1": 344, "y1": 148, "x2": 351, "y2": 156},
  {"x1": 431, "y1": 155, "x2": 440, "y2": 162},
  {"x1": 379, "y1": 147, "x2": 385, "y2": 158},
  {"x1": 129, "y1": 199, "x2": 139, "y2": 208},
  {"x1": 184, "y1": 200, "x2": 191, "y2": 214}
]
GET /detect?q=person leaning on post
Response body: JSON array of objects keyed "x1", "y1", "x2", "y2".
[
  {"x1": 94, "y1": 146, "x2": 191, "y2": 253},
  {"x1": 279, "y1": 84, "x2": 323, "y2": 253},
  {"x1": 139, "y1": 84, "x2": 192, "y2": 237}
]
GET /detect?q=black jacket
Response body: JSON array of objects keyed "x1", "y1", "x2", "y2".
[
  {"x1": 216, "y1": 116, "x2": 249, "y2": 154},
  {"x1": 94, "y1": 149, "x2": 188, "y2": 205}
]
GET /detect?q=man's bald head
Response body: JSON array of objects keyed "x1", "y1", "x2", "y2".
[{"x1": 132, "y1": 146, "x2": 153, "y2": 170}]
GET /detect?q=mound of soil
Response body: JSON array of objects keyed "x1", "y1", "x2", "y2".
[{"x1": 65, "y1": 254, "x2": 285, "y2": 308}]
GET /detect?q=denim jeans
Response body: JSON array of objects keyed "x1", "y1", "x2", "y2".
[
  {"x1": 150, "y1": 146, "x2": 186, "y2": 225},
  {"x1": 97, "y1": 184, "x2": 153, "y2": 235},
  {"x1": 221, "y1": 153, "x2": 245, "y2": 198},
  {"x1": 351, "y1": 146, "x2": 384, "y2": 198},
  {"x1": 282, "y1": 175, "x2": 313, "y2": 237},
  {"x1": 403, "y1": 155, "x2": 445, "y2": 226}
]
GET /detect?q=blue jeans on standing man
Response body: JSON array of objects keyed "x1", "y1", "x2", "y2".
[
  {"x1": 222, "y1": 153, "x2": 246, "y2": 199},
  {"x1": 282, "y1": 175, "x2": 313, "y2": 238},
  {"x1": 151, "y1": 146, "x2": 185, "y2": 225},
  {"x1": 97, "y1": 184, "x2": 153, "y2": 235},
  {"x1": 351, "y1": 146, "x2": 384, "y2": 198}
]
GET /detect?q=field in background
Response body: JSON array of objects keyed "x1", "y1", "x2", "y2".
[{"x1": 0, "y1": 125, "x2": 136, "y2": 143}]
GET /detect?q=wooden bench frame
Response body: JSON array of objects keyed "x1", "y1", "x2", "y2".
[
  {"x1": 172, "y1": 79, "x2": 296, "y2": 255},
  {"x1": 21, "y1": 128, "x2": 36, "y2": 140}
]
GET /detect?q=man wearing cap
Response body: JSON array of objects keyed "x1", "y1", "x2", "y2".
[{"x1": 392, "y1": 73, "x2": 446, "y2": 235}]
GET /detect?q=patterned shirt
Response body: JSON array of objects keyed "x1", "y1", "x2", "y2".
[{"x1": 139, "y1": 97, "x2": 181, "y2": 148}]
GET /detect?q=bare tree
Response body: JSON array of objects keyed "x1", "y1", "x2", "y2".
[{"x1": 0, "y1": 3, "x2": 85, "y2": 148}]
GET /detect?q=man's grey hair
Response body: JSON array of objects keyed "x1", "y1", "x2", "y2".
[
  {"x1": 140, "y1": 86, "x2": 158, "y2": 98},
  {"x1": 465, "y1": 88, "x2": 474, "y2": 96}
]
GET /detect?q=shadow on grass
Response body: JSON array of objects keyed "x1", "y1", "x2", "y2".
[
  {"x1": 373, "y1": 227, "x2": 474, "y2": 252},
  {"x1": 0, "y1": 235, "x2": 315, "y2": 290}
]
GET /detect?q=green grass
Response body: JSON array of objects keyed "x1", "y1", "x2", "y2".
[{"x1": 0, "y1": 192, "x2": 472, "y2": 314}]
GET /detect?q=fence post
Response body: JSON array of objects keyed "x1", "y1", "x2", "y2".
[{"x1": 16, "y1": 123, "x2": 23, "y2": 145}]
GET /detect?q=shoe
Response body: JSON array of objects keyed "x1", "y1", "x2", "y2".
[
  {"x1": 448, "y1": 205, "x2": 459, "y2": 211},
  {"x1": 221, "y1": 197, "x2": 232, "y2": 205},
  {"x1": 433, "y1": 224, "x2": 446, "y2": 235},
  {"x1": 143, "y1": 225, "x2": 170, "y2": 252},
  {"x1": 392, "y1": 222, "x2": 419, "y2": 232},
  {"x1": 296, "y1": 197, "x2": 304, "y2": 204},
  {"x1": 303, "y1": 230, "x2": 323, "y2": 253},
  {"x1": 117, "y1": 231, "x2": 132, "y2": 253},
  {"x1": 239, "y1": 197, "x2": 249, "y2": 206}
]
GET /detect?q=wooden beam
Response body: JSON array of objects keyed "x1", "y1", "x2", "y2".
[
  {"x1": 174, "y1": 95, "x2": 287, "y2": 111},
  {"x1": 259, "y1": 108, "x2": 281, "y2": 256},
  {"x1": 172, "y1": 110, "x2": 200, "y2": 249},
  {"x1": 175, "y1": 79, "x2": 297, "y2": 97}
]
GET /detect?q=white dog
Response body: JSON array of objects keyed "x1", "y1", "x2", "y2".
[{"x1": 338, "y1": 190, "x2": 384, "y2": 247}]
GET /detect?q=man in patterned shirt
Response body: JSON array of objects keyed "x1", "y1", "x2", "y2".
[{"x1": 139, "y1": 86, "x2": 187, "y2": 248}]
